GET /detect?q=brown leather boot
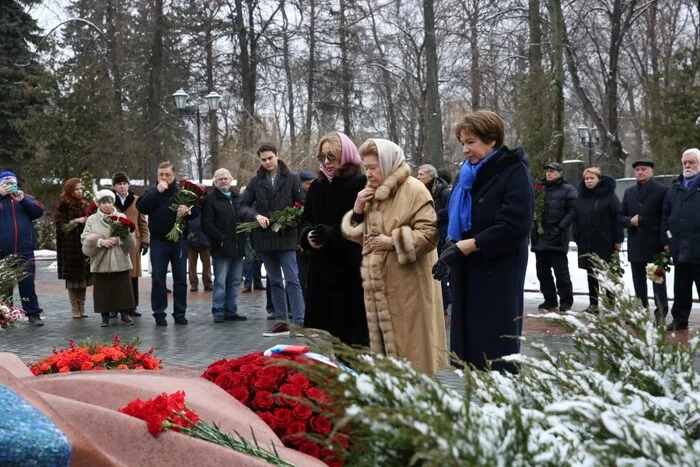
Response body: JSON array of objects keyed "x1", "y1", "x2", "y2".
[{"x1": 76, "y1": 288, "x2": 88, "y2": 317}]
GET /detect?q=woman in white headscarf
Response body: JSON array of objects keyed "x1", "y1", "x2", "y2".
[{"x1": 341, "y1": 138, "x2": 448, "y2": 376}]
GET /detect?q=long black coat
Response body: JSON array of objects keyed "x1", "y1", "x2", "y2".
[
  {"x1": 299, "y1": 165, "x2": 368, "y2": 346},
  {"x1": 531, "y1": 177, "x2": 577, "y2": 253},
  {"x1": 201, "y1": 189, "x2": 246, "y2": 259},
  {"x1": 239, "y1": 160, "x2": 305, "y2": 252},
  {"x1": 573, "y1": 176, "x2": 624, "y2": 269},
  {"x1": 428, "y1": 177, "x2": 450, "y2": 248},
  {"x1": 662, "y1": 175, "x2": 700, "y2": 264},
  {"x1": 617, "y1": 179, "x2": 668, "y2": 263},
  {"x1": 449, "y1": 146, "x2": 534, "y2": 373}
]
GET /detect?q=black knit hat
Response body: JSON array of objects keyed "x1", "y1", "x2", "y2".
[{"x1": 111, "y1": 172, "x2": 130, "y2": 185}]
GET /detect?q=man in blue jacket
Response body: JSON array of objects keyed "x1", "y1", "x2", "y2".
[
  {"x1": 0, "y1": 171, "x2": 45, "y2": 326},
  {"x1": 617, "y1": 159, "x2": 669, "y2": 322},
  {"x1": 662, "y1": 148, "x2": 700, "y2": 331},
  {"x1": 136, "y1": 161, "x2": 198, "y2": 326}
]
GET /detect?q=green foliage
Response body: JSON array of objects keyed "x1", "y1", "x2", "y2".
[
  {"x1": 33, "y1": 215, "x2": 56, "y2": 251},
  {"x1": 644, "y1": 46, "x2": 700, "y2": 175},
  {"x1": 299, "y1": 257, "x2": 700, "y2": 466}
]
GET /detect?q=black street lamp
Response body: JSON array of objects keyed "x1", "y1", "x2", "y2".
[
  {"x1": 172, "y1": 88, "x2": 221, "y2": 183},
  {"x1": 577, "y1": 124, "x2": 600, "y2": 167}
]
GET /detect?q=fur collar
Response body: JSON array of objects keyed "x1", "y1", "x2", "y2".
[
  {"x1": 113, "y1": 191, "x2": 135, "y2": 211},
  {"x1": 373, "y1": 163, "x2": 411, "y2": 201},
  {"x1": 316, "y1": 163, "x2": 362, "y2": 181}
]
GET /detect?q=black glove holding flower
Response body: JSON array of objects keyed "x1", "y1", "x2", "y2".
[
  {"x1": 309, "y1": 224, "x2": 334, "y2": 246},
  {"x1": 432, "y1": 241, "x2": 463, "y2": 280}
]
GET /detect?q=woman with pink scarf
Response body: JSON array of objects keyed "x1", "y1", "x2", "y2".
[{"x1": 299, "y1": 131, "x2": 369, "y2": 346}]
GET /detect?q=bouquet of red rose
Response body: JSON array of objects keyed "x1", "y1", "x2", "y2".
[
  {"x1": 166, "y1": 179, "x2": 206, "y2": 242},
  {"x1": 237, "y1": 202, "x2": 304, "y2": 234},
  {"x1": 61, "y1": 201, "x2": 98, "y2": 234},
  {"x1": 29, "y1": 335, "x2": 161, "y2": 374},
  {"x1": 534, "y1": 183, "x2": 545, "y2": 234},
  {"x1": 107, "y1": 215, "x2": 136, "y2": 239},
  {"x1": 119, "y1": 391, "x2": 293, "y2": 465},
  {"x1": 202, "y1": 351, "x2": 348, "y2": 465}
]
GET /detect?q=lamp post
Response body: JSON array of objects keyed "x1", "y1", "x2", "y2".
[
  {"x1": 577, "y1": 124, "x2": 600, "y2": 167},
  {"x1": 172, "y1": 88, "x2": 221, "y2": 183}
]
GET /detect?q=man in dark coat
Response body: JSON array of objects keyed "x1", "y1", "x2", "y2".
[
  {"x1": 239, "y1": 143, "x2": 305, "y2": 337},
  {"x1": 186, "y1": 215, "x2": 212, "y2": 292},
  {"x1": 136, "y1": 161, "x2": 198, "y2": 326},
  {"x1": 0, "y1": 170, "x2": 45, "y2": 326},
  {"x1": 661, "y1": 148, "x2": 700, "y2": 331},
  {"x1": 417, "y1": 163, "x2": 451, "y2": 315},
  {"x1": 201, "y1": 168, "x2": 248, "y2": 323},
  {"x1": 531, "y1": 162, "x2": 577, "y2": 312},
  {"x1": 617, "y1": 159, "x2": 669, "y2": 321}
]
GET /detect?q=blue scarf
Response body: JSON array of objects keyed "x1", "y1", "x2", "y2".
[
  {"x1": 447, "y1": 150, "x2": 499, "y2": 240},
  {"x1": 684, "y1": 173, "x2": 700, "y2": 191}
]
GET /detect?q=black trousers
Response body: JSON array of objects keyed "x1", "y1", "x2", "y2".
[
  {"x1": 630, "y1": 261, "x2": 668, "y2": 317},
  {"x1": 131, "y1": 277, "x2": 139, "y2": 308},
  {"x1": 535, "y1": 251, "x2": 573, "y2": 307},
  {"x1": 670, "y1": 263, "x2": 700, "y2": 323}
]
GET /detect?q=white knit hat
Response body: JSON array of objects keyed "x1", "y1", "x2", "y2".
[{"x1": 95, "y1": 189, "x2": 115, "y2": 203}]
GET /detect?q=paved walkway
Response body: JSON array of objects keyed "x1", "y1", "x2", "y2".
[{"x1": 1, "y1": 260, "x2": 698, "y2": 380}]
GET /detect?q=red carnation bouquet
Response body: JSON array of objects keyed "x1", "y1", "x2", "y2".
[
  {"x1": 119, "y1": 391, "x2": 294, "y2": 465},
  {"x1": 202, "y1": 351, "x2": 348, "y2": 465},
  {"x1": 166, "y1": 179, "x2": 206, "y2": 242},
  {"x1": 29, "y1": 335, "x2": 161, "y2": 374},
  {"x1": 237, "y1": 202, "x2": 304, "y2": 234},
  {"x1": 107, "y1": 215, "x2": 136, "y2": 239},
  {"x1": 533, "y1": 183, "x2": 545, "y2": 234}
]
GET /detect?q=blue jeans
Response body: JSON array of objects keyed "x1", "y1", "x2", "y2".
[
  {"x1": 150, "y1": 239, "x2": 187, "y2": 318},
  {"x1": 212, "y1": 256, "x2": 243, "y2": 319},
  {"x1": 260, "y1": 250, "x2": 304, "y2": 325},
  {"x1": 1, "y1": 253, "x2": 41, "y2": 318}
]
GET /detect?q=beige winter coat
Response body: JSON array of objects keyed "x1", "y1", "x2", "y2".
[
  {"x1": 342, "y1": 162, "x2": 449, "y2": 376},
  {"x1": 81, "y1": 210, "x2": 136, "y2": 274},
  {"x1": 115, "y1": 193, "x2": 149, "y2": 278}
]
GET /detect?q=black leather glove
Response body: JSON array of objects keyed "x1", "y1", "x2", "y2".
[
  {"x1": 140, "y1": 242, "x2": 149, "y2": 256},
  {"x1": 310, "y1": 224, "x2": 333, "y2": 245},
  {"x1": 432, "y1": 241, "x2": 463, "y2": 280}
]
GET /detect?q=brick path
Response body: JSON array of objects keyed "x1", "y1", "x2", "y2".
[{"x1": 1, "y1": 259, "x2": 698, "y2": 380}]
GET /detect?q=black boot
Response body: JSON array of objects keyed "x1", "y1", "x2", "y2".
[{"x1": 101, "y1": 313, "x2": 110, "y2": 327}]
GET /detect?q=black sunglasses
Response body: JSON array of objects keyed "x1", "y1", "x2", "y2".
[{"x1": 317, "y1": 152, "x2": 338, "y2": 163}]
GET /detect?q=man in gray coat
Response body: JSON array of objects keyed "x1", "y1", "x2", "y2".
[{"x1": 239, "y1": 143, "x2": 305, "y2": 336}]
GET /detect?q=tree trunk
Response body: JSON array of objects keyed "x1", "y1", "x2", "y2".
[
  {"x1": 281, "y1": 1, "x2": 296, "y2": 158},
  {"x1": 105, "y1": 0, "x2": 126, "y2": 162},
  {"x1": 235, "y1": 0, "x2": 256, "y2": 154},
  {"x1": 146, "y1": 0, "x2": 164, "y2": 182},
  {"x1": 548, "y1": 0, "x2": 565, "y2": 162},
  {"x1": 368, "y1": 2, "x2": 398, "y2": 143},
  {"x1": 205, "y1": 20, "x2": 219, "y2": 173},
  {"x1": 303, "y1": 0, "x2": 316, "y2": 156},
  {"x1": 469, "y1": 1, "x2": 481, "y2": 110},
  {"x1": 339, "y1": 0, "x2": 352, "y2": 136},
  {"x1": 423, "y1": 0, "x2": 444, "y2": 168}
]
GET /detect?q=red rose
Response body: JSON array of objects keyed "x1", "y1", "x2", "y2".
[
  {"x1": 323, "y1": 455, "x2": 345, "y2": 467},
  {"x1": 279, "y1": 383, "x2": 303, "y2": 407},
  {"x1": 298, "y1": 441, "x2": 322, "y2": 459},
  {"x1": 292, "y1": 404, "x2": 312, "y2": 420},
  {"x1": 215, "y1": 372, "x2": 235, "y2": 390},
  {"x1": 253, "y1": 375, "x2": 276, "y2": 392},
  {"x1": 251, "y1": 391, "x2": 274, "y2": 410},
  {"x1": 273, "y1": 408, "x2": 292, "y2": 426},
  {"x1": 305, "y1": 386, "x2": 331, "y2": 403},
  {"x1": 257, "y1": 411, "x2": 277, "y2": 430},
  {"x1": 288, "y1": 373, "x2": 310, "y2": 389},
  {"x1": 240, "y1": 363, "x2": 262, "y2": 374},
  {"x1": 309, "y1": 415, "x2": 332, "y2": 435},
  {"x1": 231, "y1": 373, "x2": 251, "y2": 387},
  {"x1": 227, "y1": 387, "x2": 250, "y2": 404},
  {"x1": 654, "y1": 268, "x2": 664, "y2": 277},
  {"x1": 284, "y1": 420, "x2": 307, "y2": 445},
  {"x1": 294, "y1": 201, "x2": 303, "y2": 209},
  {"x1": 331, "y1": 434, "x2": 349, "y2": 449}
]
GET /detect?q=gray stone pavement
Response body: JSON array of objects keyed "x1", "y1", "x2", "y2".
[{"x1": 0, "y1": 260, "x2": 697, "y2": 383}]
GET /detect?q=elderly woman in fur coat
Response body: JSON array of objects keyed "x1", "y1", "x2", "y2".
[
  {"x1": 341, "y1": 138, "x2": 448, "y2": 376},
  {"x1": 300, "y1": 131, "x2": 368, "y2": 346},
  {"x1": 81, "y1": 189, "x2": 136, "y2": 327}
]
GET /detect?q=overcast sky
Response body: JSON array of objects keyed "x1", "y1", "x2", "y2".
[{"x1": 29, "y1": 0, "x2": 67, "y2": 33}]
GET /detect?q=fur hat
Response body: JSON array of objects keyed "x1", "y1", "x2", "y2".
[
  {"x1": 95, "y1": 189, "x2": 115, "y2": 203},
  {"x1": 111, "y1": 172, "x2": 130, "y2": 185}
]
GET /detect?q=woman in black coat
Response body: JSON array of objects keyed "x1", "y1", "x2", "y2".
[
  {"x1": 432, "y1": 110, "x2": 534, "y2": 373},
  {"x1": 299, "y1": 131, "x2": 369, "y2": 346},
  {"x1": 573, "y1": 168, "x2": 624, "y2": 313}
]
